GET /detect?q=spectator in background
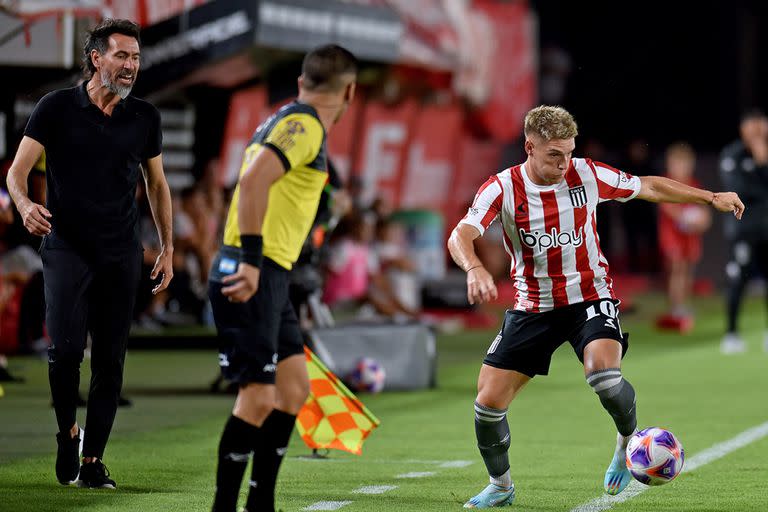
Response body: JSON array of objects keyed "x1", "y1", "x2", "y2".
[
  {"x1": 655, "y1": 143, "x2": 711, "y2": 332},
  {"x1": 323, "y1": 210, "x2": 417, "y2": 321},
  {"x1": 719, "y1": 109, "x2": 768, "y2": 354},
  {"x1": 373, "y1": 216, "x2": 421, "y2": 315}
]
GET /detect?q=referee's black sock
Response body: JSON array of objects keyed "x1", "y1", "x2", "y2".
[
  {"x1": 212, "y1": 415, "x2": 260, "y2": 512},
  {"x1": 245, "y1": 409, "x2": 296, "y2": 512}
]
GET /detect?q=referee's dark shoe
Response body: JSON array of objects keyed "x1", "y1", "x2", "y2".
[
  {"x1": 55, "y1": 430, "x2": 80, "y2": 485},
  {"x1": 77, "y1": 460, "x2": 116, "y2": 489}
]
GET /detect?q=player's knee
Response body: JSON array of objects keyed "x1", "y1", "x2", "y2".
[{"x1": 586, "y1": 369, "x2": 637, "y2": 436}]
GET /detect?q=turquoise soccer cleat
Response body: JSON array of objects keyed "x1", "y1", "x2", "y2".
[
  {"x1": 463, "y1": 483, "x2": 515, "y2": 508},
  {"x1": 604, "y1": 450, "x2": 632, "y2": 495}
]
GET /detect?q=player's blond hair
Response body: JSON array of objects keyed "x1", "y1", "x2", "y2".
[{"x1": 524, "y1": 105, "x2": 578, "y2": 141}]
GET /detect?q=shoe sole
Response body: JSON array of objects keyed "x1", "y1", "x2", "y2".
[{"x1": 77, "y1": 481, "x2": 116, "y2": 489}]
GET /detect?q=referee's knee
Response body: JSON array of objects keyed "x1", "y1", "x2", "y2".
[{"x1": 275, "y1": 380, "x2": 310, "y2": 415}]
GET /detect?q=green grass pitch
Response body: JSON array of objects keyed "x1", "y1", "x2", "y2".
[{"x1": 1, "y1": 293, "x2": 767, "y2": 511}]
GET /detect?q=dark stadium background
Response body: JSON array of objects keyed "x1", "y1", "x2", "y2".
[{"x1": 532, "y1": 0, "x2": 768, "y2": 148}]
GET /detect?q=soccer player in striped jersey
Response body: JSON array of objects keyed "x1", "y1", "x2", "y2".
[{"x1": 448, "y1": 105, "x2": 745, "y2": 508}]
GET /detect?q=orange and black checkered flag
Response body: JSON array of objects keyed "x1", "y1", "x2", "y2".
[{"x1": 297, "y1": 346, "x2": 381, "y2": 455}]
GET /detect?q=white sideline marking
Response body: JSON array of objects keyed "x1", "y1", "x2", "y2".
[
  {"x1": 396, "y1": 471, "x2": 436, "y2": 479},
  {"x1": 570, "y1": 420, "x2": 768, "y2": 512},
  {"x1": 294, "y1": 457, "x2": 473, "y2": 465},
  {"x1": 303, "y1": 501, "x2": 353, "y2": 511},
  {"x1": 439, "y1": 460, "x2": 474, "y2": 468},
  {"x1": 352, "y1": 485, "x2": 398, "y2": 494}
]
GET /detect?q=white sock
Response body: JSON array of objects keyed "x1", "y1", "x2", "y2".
[
  {"x1": 616, "y1": 429, "x2": 637, "y2": 453},
  {"x1": 490, "y1": 470, "x2": 512, "y2": 489}
]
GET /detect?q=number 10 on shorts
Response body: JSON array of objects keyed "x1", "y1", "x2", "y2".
[{"x1": 585, "y1": 300, "x2": 618, "y2": 330}]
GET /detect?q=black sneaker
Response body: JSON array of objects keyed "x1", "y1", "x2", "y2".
[
  {"x1": 55, "y1": 431, "x2": 80, "y2": 485},
  {"x1": 77, "y1": 460, "x2": 116, "y2": 489}
]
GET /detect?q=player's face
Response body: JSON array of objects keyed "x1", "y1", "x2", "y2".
[
  {"x1": 94, "y1": 34, "x2": 140, "y2": 99},
  {"x1": 525, "y1": 136, "x2": 575, "y2": 185},
  {"x1": 740, "y1": 117, "x2": 768, "y2": 145}
]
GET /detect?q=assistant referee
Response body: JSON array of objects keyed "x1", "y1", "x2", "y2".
[
  {"x1": 208, "y1": 44, "x2": 357, "y2": 512},
  {"x1": 6, "y1": 19, "x2": 173, "y2": 489}
]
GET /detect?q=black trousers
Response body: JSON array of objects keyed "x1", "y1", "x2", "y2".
[
  {"x1": 725, "y1": 239, "x2": 768, "y2": 333},
  {"x1": 42, "y1": 238, "x2": 142, "y2": 459}
]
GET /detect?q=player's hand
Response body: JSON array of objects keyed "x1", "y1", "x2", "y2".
[
  {"x1": 19, "y1": 200, "x2": 51, "y2": 236},
  {"x1": 466, "y1": 265, "x2": 497, "y2": 305},
  {"x1": 712, "y1": 192, "x2": 745, "y2": 220},
  {"x1": 151, "y1": 247, "x2": 174, "y2": 294},
  {"x1": 221, "y1": 262, "x2": 260, "y2": 303}
]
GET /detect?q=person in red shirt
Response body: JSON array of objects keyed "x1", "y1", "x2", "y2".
[{"x1": 656, "y1": 143, "x2": 711, "y2": 332}]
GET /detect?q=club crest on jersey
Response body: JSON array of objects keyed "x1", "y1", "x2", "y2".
[
  {"x1": 519, "y1": 227, "x2": 584, "y2": 252},
  {"x1": 569, "y1": 185, "x2": 587, "y2": 208}
]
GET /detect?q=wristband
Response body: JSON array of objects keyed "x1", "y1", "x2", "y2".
[
  {"x1": 709, "y1": 192, "x2": 717, "y2": 205},
  {"x1": 240, "y1": 234, "x2": 264, "y2": 268},
  {"x1": 467, "y1": 264, "x2": 483, "y2": 272}
]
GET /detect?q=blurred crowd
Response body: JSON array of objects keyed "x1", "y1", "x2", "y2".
[{"x1": 1, "y1": 111, "x2": 767, "y2": 372}]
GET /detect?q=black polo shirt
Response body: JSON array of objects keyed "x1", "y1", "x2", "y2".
[{"x1": 24, "y1": 82, "x2": 162, "y2": 258}]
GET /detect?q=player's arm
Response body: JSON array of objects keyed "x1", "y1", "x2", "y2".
[
  {"x1": 220, "y1": 148, "x2": 284, "y2": 303},
  {"x1": 6, "y1": 136, "x2": 51, "y2": 236},
  {"x1": 142, "y1": 155, "x2": 174, "y2": 294},
  {"x1": 636, "y1": 175, "x2": 745, "y2": 219},
  {"x1": 448, "y1": 223, "x2": 498, "y2": 305}
]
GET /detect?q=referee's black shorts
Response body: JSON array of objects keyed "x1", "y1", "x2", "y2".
[
  {"x1": 208, "y1": 247, "x2": 303, "y2": 385},
  {"x1": 483, "y1": 299, "x2": 629, "y2": 377}
]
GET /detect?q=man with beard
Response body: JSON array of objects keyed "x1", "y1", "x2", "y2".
[
  {"x1": 6, "y1": 19, "x2": 173, "y2": 488},
  {"x1": 208, "y1": 44, "x2": 357, "y2": 512}
]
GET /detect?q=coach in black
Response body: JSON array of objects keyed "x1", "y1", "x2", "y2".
[
  {"x1": 6, "y1": 19, "x2": 173, "y2": 488},
  {"x1": 719, "y1": 109, "x2": 768, "y2": 354}
]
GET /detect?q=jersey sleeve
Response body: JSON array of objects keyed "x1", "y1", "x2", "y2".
[
  {"x1": 142, "y1": 105, "x2": 163, "y2": 160},
  {"x1": 458, "y1": 175, "x2": 503, "y2": 235},
  {"x1": 263, "y1": 113, "x2": 323, "y2": 171},
  {"x1": 591, "y1": 160, "x2": 641, "y2": 203},
  {"x1": 23, "y1": 92, "x2": 58, "y2": 147}
]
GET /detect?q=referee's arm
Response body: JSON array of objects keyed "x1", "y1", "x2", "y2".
[
  {"x1": 221, "y1": 147, "x2": 284, "y2": 303},
  {"x1": 142, "y1": 155, "x2": 174, "y2": 293},
  {"x1": 7, "y1": 136, "x2": 51, "y2": 236}
]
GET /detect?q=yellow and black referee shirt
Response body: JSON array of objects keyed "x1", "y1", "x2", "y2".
[{"x1": 223, "y1": 101, "x2": 328, "y2": 270}]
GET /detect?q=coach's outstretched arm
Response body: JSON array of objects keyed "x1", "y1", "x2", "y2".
[
  {"x1": 636, "y1": 176, "x2": 745, "y2": 219},
  {"x1": 448, "y1": 223, "x2": 498, "y2": 305}
]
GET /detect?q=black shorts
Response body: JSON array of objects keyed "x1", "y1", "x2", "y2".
[
  {"x1": 208, "y1": 247, "x2": 304, "y2": 384},
  {"x1": 483, "y1": 299, "x2": 629, "y2": 378}
]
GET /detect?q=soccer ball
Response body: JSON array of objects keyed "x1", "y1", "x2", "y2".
[
  {"x1": 346, "y1": 357, "x2": 386, "y2": 393},
  {"x1": 625, "y1": 427, "x2": 685, "y2": 486}
]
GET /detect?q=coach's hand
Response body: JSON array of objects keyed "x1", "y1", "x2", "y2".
[
  {"x1": 711, "y1": 192, "x2": 745, "y2": 220},
  {"x1": 467, "y1": 265, "x2": 497, "y2": 305},
  {"x1": 221, "y1": 262, "x2": 260, "y2": 303},
  {"x1": 151, "y1": 247, "x2": 174, "y2": 294},
  {"x1": 19, "y1": 200, "x2": 51, "y2": 236}
]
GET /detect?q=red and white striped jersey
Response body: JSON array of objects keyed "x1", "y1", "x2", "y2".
[{"x1": 460, "y1": 158, "x2": 642, "y2": 312}]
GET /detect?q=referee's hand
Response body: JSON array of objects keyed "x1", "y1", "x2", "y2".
[
  {"x1": 467, "y1": 265, "x2": 498, "y2": 305},
  {"x1": 19, "y1": 200, "x2": 51, "y2": 236},
  {"x1": 221, "y1": 263, "x2": 260, "y2": 303}
]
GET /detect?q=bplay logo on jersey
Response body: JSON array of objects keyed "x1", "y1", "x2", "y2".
[{"x1": 519, "y1": 227, "x2": 584, "y2": 252}]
